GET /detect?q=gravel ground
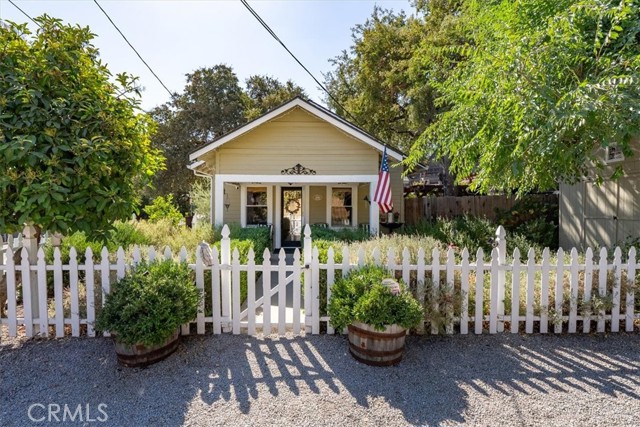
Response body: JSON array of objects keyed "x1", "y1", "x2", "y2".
[{"x1": 1, "y1": 332, "x2": 639, "y2": 427}]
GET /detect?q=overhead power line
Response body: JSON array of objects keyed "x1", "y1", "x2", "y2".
[
  {"x1": 240, "y1": 0, "x2": 361, "y2": 126},
  {"x1": 7, "y1": 0, "x2": 42, "y2": 29},
  {"x1": 92, "y1": 0, "x2": 175, "y2": 99}
]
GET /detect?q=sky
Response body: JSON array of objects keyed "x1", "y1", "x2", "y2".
[{"x1": 0, "y1": 0, "x2": 413, "y2": 111}]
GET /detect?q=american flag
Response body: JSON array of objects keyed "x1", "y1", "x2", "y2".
[{"x1": 373, "y1": 146, "x2": 393, "y2": 213}]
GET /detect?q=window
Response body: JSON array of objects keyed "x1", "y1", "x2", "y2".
[
  {"x1": 331, "y1": 188, "x2": 352, "y2": 226},
  {"x1": 246, "y1": 187, "x2": 268, "y2": 225},
  {"x1": 605, "y1": 144, "x2": 624, "y2": 163}
]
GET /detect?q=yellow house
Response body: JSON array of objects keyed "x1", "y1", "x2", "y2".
[{"x1": 188, "y1": 97, "x2": 405, "y2": 248}]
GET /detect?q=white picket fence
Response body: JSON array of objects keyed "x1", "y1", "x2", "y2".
[{"x1": 0, "y1": 225, "x2": 638, "y2": 340}]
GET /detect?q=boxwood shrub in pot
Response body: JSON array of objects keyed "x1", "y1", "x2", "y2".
[
  {"x1": 95, "y1": 260, "x2": 201, "y2": 367},
  {"x1": 328, "y1": 265, "x2": 423, "y2": 366}
]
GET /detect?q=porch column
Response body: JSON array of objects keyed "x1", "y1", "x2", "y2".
[
  {"x1": 369, "y1": 180, "x2": 379, "y2": 235},
  {"x1": 214, "y1": 177, "x2": 224, "y2": 226}
]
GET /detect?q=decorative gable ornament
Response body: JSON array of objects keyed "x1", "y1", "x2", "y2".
[{"x1": 281, "y1": 163, "x2": 317, "y2": 175}]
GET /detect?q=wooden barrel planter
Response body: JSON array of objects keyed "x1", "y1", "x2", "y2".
[
  {"x1": 347, "y1": 321, "x2": 407, "y2": 366},
  {"x1": 114, "y1": 330, "x2": 180, "y2": 368}
]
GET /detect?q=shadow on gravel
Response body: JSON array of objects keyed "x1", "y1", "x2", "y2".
[{"x1": 1, "y1": 333, "x2": 639, "y2": 426}]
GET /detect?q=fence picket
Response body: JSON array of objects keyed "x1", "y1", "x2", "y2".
[
  {"x1": 85, "y1": 248, "x2": 96, "y2": 337},
  {"x1": 626, "y1": 248, "x2": 636, "y2": 332},
  {"x1": 5, "y1": 247, "x2": 17, "y2": 336},
  {"x1": 311, "y1": 247, "x2": 320, "y2": 334},
  {"x1": 69, "y1": 248, "x2": 80, "y2": 337},
  {"x1": 611, "y1": 247, "x2": 622, "y2": 333},
  {"x1": 20, "y1": 247, "x2": 33, "y2": 337},
  {"x1": 554, "y1": 248, "x2": 564, "y2": 334},
  {"x1": 357, "y1": 247, "x2": 365, "y2": 267},
  {"x1": 489, "y1": 248, "x2": 499, "y2": 334},
  {"x1": 132, "y1": 246, "x2": 141, "y2": 265},
  {"x1": 293, "y1": 249, "x2": 302, "y2": 334},
  {"x1": 460, "y1": 248, "x2": 469, "y2": 335},
  {"x1": 386, "y1": 247, "x2": 395, "y2": 272},
  {"x1": 402, "y1": 248, "x2": 411, "y2": 285},
  {"x1": 303, "y1": 225, "x2": 312, "y2": 334},
  {"x1": 474, "y1": 248, "x2": 484, "y2": 335},
  {"x1": 597, "y1": 248, "x2": 607, "y2": 333},
  {"x1": 372, "y1": 247, "x2": 381, "y2": 265},
  {"x1": 179, "y1": 247, "x2": 188, "y2": 263},
  {"x1": 416, "y1": 247, "x2": 426, "y2": 335},
  {"x1": 262, "y1": 248, "x2": 272, "y2": 335},
  {"x1": 278, "y1": 248, "x2": 286, "y2": 335},
  {"x1": 540, "y1": 248, "x2": 550, "y2": 333},
  {"x1": 511, "y1": 248, "x2": 521, "y2": 334},
  {"x1": 36, "y1": 248, "x2": 49, "y2": 336},
  {"x1": 211, "y1": 246, "x2": 222, "y2": 334},
  {"x1": 568, "y1": 249, "x2": 579, "y2": 333},
  {"x1": 445, "y1": 248, "x2": 455, "y2": 334},
  {"x1": 431, "y1": 248, "x2": 440, "y2": 335},
  {"x1": 582, "y1": 248, "x2": 593, "y2": 333},
  {"x1": 232, "y1": 248, "x2": 241, "y2": 335},
  {"x1": 53, "y1": 248, "x2": 64, "y2": 338},
  {"x1": 525, "y1": 249, "x2": 535, "y2": 334},
  {"x1": 220, "y1": 226, "x2": 231, "y2": 333},
  {"x1": 326, "y1": 247, "x2": 336, "y2": 335},
  {"x1": 195, "y1": 247, "x2": 205, "y2": 335},
  {"x1": 148, "y1": 246, "x2": 156, "y2": 262},
  {"x1": 247, "y1": 249, "x2": 256, "y2": 336},
  {"x1": 163, "y1": 246, "x2": 172, "y2": 261},
  {"x1": 100, "y1": 247, "x2": 110, "y2": 337}
]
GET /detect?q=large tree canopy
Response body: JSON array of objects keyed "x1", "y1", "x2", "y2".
[
  {"x1": 407, "y1": 0, "x2": 640, "y2": 194},
  {"x1": 150, "y1": 68, "x2": 306, "y2": 202},
  {"x1": 0, "y1": 16, "x2": 163, "y2": 237}
]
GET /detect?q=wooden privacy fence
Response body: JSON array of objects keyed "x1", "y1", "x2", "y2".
[
  {"x1": 404, "y1": 193, "x2": 558, "y2": 224},
  {"x1": 1, "y1": 225, "x2": 638, "y2": 341}
]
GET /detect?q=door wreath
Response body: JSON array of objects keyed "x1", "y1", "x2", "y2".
[{"x1": 285, "y1": 199, "x2": 301, "y2": 215}]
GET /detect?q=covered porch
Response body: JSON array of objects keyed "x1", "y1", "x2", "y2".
[{"x1": 214, "y1": 173, "x2": 380, "y2": 248}]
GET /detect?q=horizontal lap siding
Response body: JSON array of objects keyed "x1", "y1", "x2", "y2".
[
  {"x1": 309, "y1": 186, "x2": 326, "y2": 224},
  {"x1": 218, "y1": 108, "x2": 378, "y2": 175}
]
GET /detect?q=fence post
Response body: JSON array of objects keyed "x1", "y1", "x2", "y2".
[
  {"x1": 495, "y1": 226, "x2": 506, "y2": 333},
  {"x1": 303, "y1": 224, "x2": 312, "y2": 333},
  {"x1": 220, "y1": 225, "x2": 231, "y2": 333},
  {"x1": 22, "y1": 224, "x2": 40, "y2": 335}
]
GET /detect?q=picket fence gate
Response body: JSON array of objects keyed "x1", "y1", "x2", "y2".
[{"x1": 1, "y1": 225, "x2": 639, "y2": 341}]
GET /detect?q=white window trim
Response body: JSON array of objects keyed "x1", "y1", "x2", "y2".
[
  {"x1": 240, "y1": 185, "x2": 272, "y2": 227},
  {"x1": 605, "y1": 144, "x2": 624, "y2": 164},
  {"x1": 326, "y1": 185, "x2": 358, "y2": 228}
]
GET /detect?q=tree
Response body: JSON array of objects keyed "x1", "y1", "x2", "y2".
[
  {"x1": 149, "y1": 69, "x2": 306, "y2": 204},
  {"x1": 324, "y1": 3, "x2": 465, "y2": 194},
  {"x1": 243, "y1": 75, "x2": 306, "y2": 121},
  {"x1": 0, "y1": 16, "x2": 163, "y2": 238},
  {"x1": 407, "y1": 0, "x2": 640, "y2": 195}
]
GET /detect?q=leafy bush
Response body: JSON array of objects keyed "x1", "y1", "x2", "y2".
[
  {"x1": 95, "y1": 260, "x2": 200, "y2": 346},
  {"x1": 328, "y1": 265, "x2": 423, "y2": 332},
  {"x1": 309, "y1": 225, "x2": 369, "y2": 242},
  {"x1": 144, "y1": 195, "x2": 184, "y2": 226},
  {"x1": 189, "y1": 179, "x2": 211, "y2": 223},
  {"x1": 134, "y1": 220, "x2": 216, "y2": 255}
]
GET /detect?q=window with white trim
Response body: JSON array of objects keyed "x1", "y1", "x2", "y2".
[
  {"x1": 331, "y1": 188, "x2": 352, "y2": 226},
  {"x1": 246, "y1": 187, "x2": 268, "y2": 225},
  {"x1": 605, "y1": 144, "x2": 624, "y2": 163}
]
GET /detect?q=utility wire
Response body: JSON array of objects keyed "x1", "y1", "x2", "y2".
[
  {"x1": 92, "y1": 0, "x2": 175, "y2": 99},
  {"x1": 240, "y1": 0, "x2": 362, "y2": 126},
  {"x1": 7, "y1": 0, "x2": 42, "y2": 29}
]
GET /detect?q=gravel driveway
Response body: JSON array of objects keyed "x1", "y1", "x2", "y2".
[{"x1": 1, "y1": 332, "x2": 639, "y2": 426}]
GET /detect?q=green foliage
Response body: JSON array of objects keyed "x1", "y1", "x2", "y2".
[
  {"x1": 0, "y1": 16, "x2": 164, "y2": 238},
  {"x1": 243, "y1": 75, "x2": 307, "y2": 121},
  {"x1": 308, "y1": 225, "x2": 370, "y2": 243},
  {"x1": 328, "y1": 265, "x2": 423, "y2": 331},
  {"x1": 189, "y1": 178, "x2": 211, "y2": 223},
  {"x1": 408, "y1": 0, "x2": 640, "y2": 194},
  {"x1": 132, "y1": 220, "x2": 216, "y2": 255},
  {"x1": 144, "y1": 195, "x2": 184, "y2": 226},
  {"x1": 95, "y1": 260, "x2": 201, "y2": 346}
]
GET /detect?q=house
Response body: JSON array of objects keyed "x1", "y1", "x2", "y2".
[
  {"x1": 559, "y1": 143, "x2": 640, "y2": 249},
  {"x1": 188, "y1": 97, "x2": 405, "y2": 248}
]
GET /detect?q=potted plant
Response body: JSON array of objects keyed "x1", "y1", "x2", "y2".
[
  {"x1": 328, "y1": 265, "x2": 423, "y2": 366},
  {"x1": 95, "y1": 260, "x2": 201, "y2": 367}
]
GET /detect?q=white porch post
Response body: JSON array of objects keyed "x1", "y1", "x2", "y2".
[
  {"x1": 214, "y1": 177, "x2": 224, "y2": 226},
  {"x1": 369, "y1": 179, "x2": 379, "y2": 235}
]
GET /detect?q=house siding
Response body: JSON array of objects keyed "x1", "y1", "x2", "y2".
[
  {"x1": 309, "y1": 186, "x2": 327, "y2": 225},
  {"x1": 217, "y1": 108, "x2": 378, "y2": 175}
]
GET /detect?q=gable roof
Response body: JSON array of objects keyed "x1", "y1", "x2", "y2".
[{"x1": 188, "y1": 97, "x2": 405, "y2": 163}]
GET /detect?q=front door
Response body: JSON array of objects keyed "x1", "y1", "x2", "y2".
[{"x1": 281, "y1": 187, "x2": 303, "y2": 247}]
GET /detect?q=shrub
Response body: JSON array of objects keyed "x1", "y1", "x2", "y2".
[
  {"x1": 328, "y1": 265, "x2": 423, "y2": 332},
  {"x1": 144, "y1": 195, "x2": 184, "y2": 226},
  {"x1": 189, "y1": 179, "x2": 211, "y2": 223},
  {"x1": 95, "y1": 260, "x2": 201, "y2": 346}
]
